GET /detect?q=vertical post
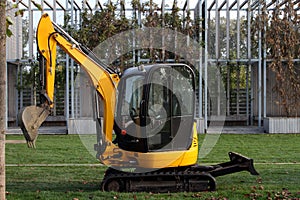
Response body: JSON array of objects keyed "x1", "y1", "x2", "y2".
[
  {"x1": 186, "y1": 0, "x2": 190, "y2": 48},
  {"x1": 32, "y1": 62, "x2": 37, "y2": 106},
  {"x1": 53, "y1": 0, "x2": 57, "y2": 22},
  {"x1": 15, "y1": 13, "x2": 20, "y2": 122},
  {"x1": 216, "y1": 0, "x2": 221, "y2": 116},
  {"x1": 173, "y1": 0, "x2": 178, "y2": 62},
  {"x1": 28, "y1": 0, "x2": 34, "y2": 105},
  {"x1": 226, "y1": 0, "x2": 230, "y2": 116},
  {"x1": 263, "y1": 6, "x2": 267, "y2": 120},
  {"x1": 204, "y1": 0, "x2": 208, "y2": 131},
  {"x1": 161, "y1": 0, "x2": 165, "y2": 61},
  {"x1": 183, "y1": 2, "x2": 186, "y2": 28},
  {"x1": 132, "y1": 4, "x2": 136, "y2": 65},
  {"x1": 41, "y1": 0, "x2": 44, "y2": 13},
  {"x1": 236, "y1": 0, "x2": 240, "y2": 60},
  {"x1": 28, "y1": 0, "x2": 33, "y2": 62},
  {"x1": 65, "y1": 2, "x2": 70, "y2": 128},
  {"x1": 250, "y1": 65, "x2": 254, "y2": 125},
  {"x1": 15, "y1": 64, "x2": 20, "y2": 125},
  {"x1": 258, "y1": 2, "x2": 262, "y2": 127},
  {"x1": 247, "y1": 1, "x2": 251, "y2": 125},
  {"x1": 132, "y1": 15, "x2": 136, "y2": 64},
  {"x1": 198, "y1": 0, "x2": 203, "y2": 119},
  {"x1": 0, "y1": 0, "x2": 7, "y2": 198},
  {"x1": 20, "y1": 66, "x2": 23, "y2": 109},
  {"x1": 250, "y1": 2, "x2": 254, "y2": 125},
  {"x1": 70, "y1": 0, "x2": 75, "y2": 119},
  {"x1": 215, "y1": 0, "x2": 219, "y2": 61},
  {"x1": 237, "y1": 67, "x2": 240, "y2": 115},
  {"x1": 137, "y1": 6, "x2": 141, "y2": 63},
  {"x1": 65, "y1": 55, "x2": 70, "y2": 124},
  {"x1": 236, "y1": 0, "x2": 240, "y2": 116}
]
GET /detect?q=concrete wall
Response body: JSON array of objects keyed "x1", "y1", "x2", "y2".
[
  {"x1": 7, "y1": 63, "x2": 18, "y2": 126},
  {"x1": 6, "y1": 3, "x2": 22, "y2": 60},
  {"x1": 264, "y1": 117, "x2": 300, "y2": 133}
]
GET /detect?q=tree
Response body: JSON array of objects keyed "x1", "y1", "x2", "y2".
[
  {"x1": 266, "y1": 0, "x2": 300, "y2": 117},
  {"x1": 0, "y1": 0, "x2": 6, "y2": 199},
  {"x1": 254, "y1": 0, "x2": 300, "y2": 117}
]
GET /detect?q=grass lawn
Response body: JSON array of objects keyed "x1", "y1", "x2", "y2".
[{"x1": 5, "y1": 134, "x2": 300, "y2": 200}]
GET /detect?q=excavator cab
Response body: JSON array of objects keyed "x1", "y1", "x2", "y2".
[{"x1": 113, "y1": 64, "x2": 195, "y2": 153}]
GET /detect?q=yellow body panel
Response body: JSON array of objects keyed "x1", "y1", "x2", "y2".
[{"x1": 101, "y1": 123, "x2": 198, "y2": 169}]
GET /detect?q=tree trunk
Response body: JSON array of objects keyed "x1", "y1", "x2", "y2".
[{"x1": 0, "y1": 0, "x2": 6, "y2": 199}]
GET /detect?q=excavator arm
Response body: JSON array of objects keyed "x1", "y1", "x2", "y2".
[{"x1": 18, "y1": 13, "x2": 119, "y2": 147}]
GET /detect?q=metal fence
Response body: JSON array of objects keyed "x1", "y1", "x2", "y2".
[{"x1": 6, "y1": 0, "x2": 300, "y2": 130}]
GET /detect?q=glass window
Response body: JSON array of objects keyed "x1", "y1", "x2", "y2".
[
  {"x1": 172, "y1": 66, "x2": 194, "y2": 116},
  {"x1": 120, "y1": 75, "x2": 144, "y2": 126},
  {"x1": 147, "y1": 65, "x2": 195, "y2": 151}
]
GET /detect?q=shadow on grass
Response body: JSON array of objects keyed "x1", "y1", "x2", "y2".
[
  {"x1": 6, "y1": 166, "x2": 104, "y2": 193},
  {"x1": 7, "y1": 180, "x2": 100, "y2": 193}
]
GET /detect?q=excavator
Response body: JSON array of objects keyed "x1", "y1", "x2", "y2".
[{"x1": 19, "y1": 13, "x2": 258, "y2": 192}]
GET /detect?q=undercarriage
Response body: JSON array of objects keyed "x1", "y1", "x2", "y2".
[{"x1": 101, "y1": 152, "x2": 259, "y2": 192}]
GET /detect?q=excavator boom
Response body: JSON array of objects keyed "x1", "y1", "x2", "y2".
[{"x1": 18, "y1": 13, "x2": 119, "y2": 147}]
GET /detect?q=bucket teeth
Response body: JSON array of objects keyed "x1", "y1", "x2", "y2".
[{"x1": 18, "y1": 105, "x2": 50, "y2": 148}]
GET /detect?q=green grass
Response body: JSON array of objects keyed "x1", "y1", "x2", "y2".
[{"x1": 5, "y1": 134, "x2": 300, "y2": 200}]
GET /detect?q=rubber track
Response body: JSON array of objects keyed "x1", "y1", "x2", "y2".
[{"x1": 101, "y1": 166, "x2": 216, "y2": 192}]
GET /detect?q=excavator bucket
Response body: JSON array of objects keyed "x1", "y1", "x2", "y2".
[{"x1": 18, "y1": 105, "x2": 50, "y2": 148}]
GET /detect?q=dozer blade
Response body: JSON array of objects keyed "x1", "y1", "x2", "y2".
[
  {"x1": 18, "y1": 105, "x2": 50, "y2": 148},
  {"x1": 208, "y1": 152, "x2": 259, "y2": 177}
]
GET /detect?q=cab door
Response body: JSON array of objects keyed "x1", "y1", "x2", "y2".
[{"x1": 145, "y1": 65, "x2": 195, "y2": 152}]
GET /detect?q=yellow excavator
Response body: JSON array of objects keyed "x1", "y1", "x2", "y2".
[{"x1": 19, "y1": 13, "x2": 258, "y2": 192}]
